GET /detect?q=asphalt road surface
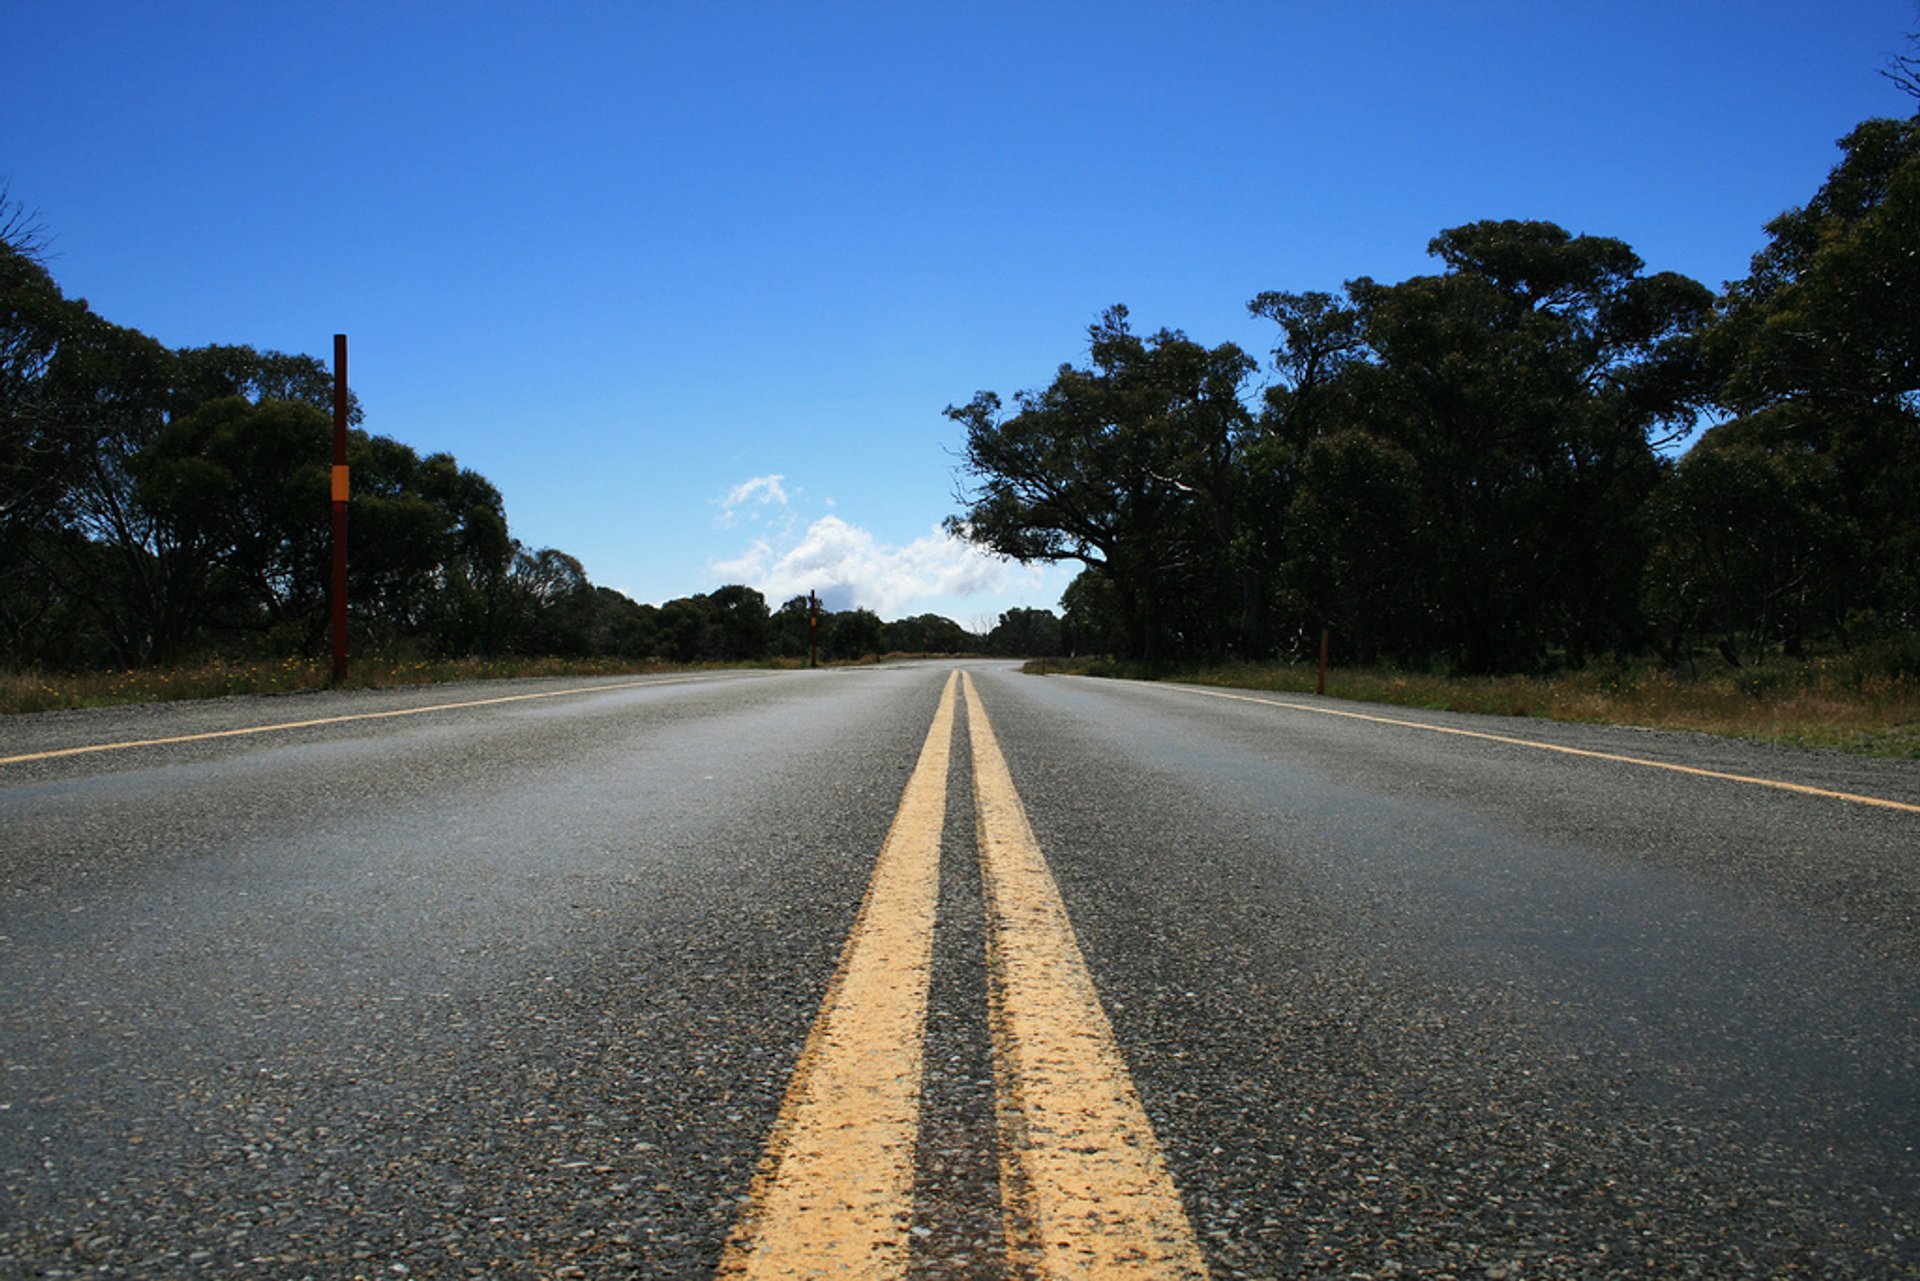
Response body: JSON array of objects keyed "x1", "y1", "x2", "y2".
[{"x1": 3, "y1": 661, "x2": 1917, "y2": 1279}]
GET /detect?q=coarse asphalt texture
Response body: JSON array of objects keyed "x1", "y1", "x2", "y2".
[{"x1": 3, "y1": 660, "x2": 1918, "y2": 1278}]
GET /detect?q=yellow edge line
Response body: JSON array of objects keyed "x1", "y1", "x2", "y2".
[
  {"x1": 963, "y1": 671, "x2": 1211, "y2": 1280},
  {"x1": 1165, "y1": 685, "x2": 1920, "y2": 816},
  {"x1": 0, "y1": 673, "x2": 750, "y2": 767},
  {"x1": 716, "y1": 670, "x2": 958, "y2": 1280}
]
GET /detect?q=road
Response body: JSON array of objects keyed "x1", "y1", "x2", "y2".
[{"x1": 2, "y1": 661, "x2": 1917, "y2": 1278}]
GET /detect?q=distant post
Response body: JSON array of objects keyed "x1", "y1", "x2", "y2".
[
  {"x1": 330, "y1": 334, "x2": 349, "y2": 685},
  {"x1": 808, "y1": 590, "x2": 819, "y2": 669},
  {"x1": 1316, "y1": 626, "x2": 1330, "y2": 696}
]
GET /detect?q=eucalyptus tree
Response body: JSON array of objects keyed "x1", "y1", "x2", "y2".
[
  {"x1": 1642, "y1": 427, "x2": 1857, "y2": 664},
  {"x1": 985, "y1": 607, "x2": 1063, "y2": 658},
  {"x1": 11, "y1": 278, "x2": 178, "y2": 662},
  {"x1": 1245, "y1": 289, "x2": 1368, "y2": 654},
  {"x1": 1323, "y1": 220, "x2": 1714, "y2": 670},
  {"x1": 1706, "y1": 116, "x2": 1920, "y2": 632},
  {"x1": 946, "y1": 306, "x2": 1255, "y2": 661}
]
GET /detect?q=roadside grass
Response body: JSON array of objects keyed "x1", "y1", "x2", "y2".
[
  {"x1": 0, "y1": 650, "x2": 986, "y2": 716},
  {"x1": 1024, "y1": 655, "x2": 1920, "y2": 759},
  {"x1": 0, "y1": 654, "x2": 694, "y2": 715},
  {"x1": 16, "y1": 650, "x2": 1915, "y2": 759}
]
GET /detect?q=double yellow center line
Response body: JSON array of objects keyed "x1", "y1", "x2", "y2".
[{"x1": 717, "y1": 671, "x2": 1208, "y2": 1280}]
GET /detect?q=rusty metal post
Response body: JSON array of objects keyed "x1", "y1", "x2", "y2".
[
  {"x1": 808, "y1": 590, "x2": 819, "y2": 669},
  {"x1": 1316, "y1": 626, "x2": 1329, "y2": 696},
  {"x1": 330, "y1": 334, "x2": 349, "y2": 685}
]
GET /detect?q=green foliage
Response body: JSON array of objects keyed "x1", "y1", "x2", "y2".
[
  {"x1": 952, "y1": 220, "x2": 1715, "y2": 671},
  {"x1": 771, "y1": 595, "x2": 818, "y2": 659},
  {"x1": 1715, "y1": 118, "x2": 1920, "y2": 417},
  {"x1": 826, "y1": 608, "x2": 884, "y2": 661},
  {"x1": 13, "y1": 105, "x2": 1918, "y2": 684},
  {"x1": 1060, "y1": 570, "x2": 1124, "y2": 656},
  {"x1": 1282, "y1": 429, "x2": 1430, "y2": 664},
  {"x1": 2, "y1": 232, "x2": 859, "y2": 675},
  {"x1": 173, "y1": 344, "x2": 362, "y2": 426},
  {"x1": 1701, "y1": 116, "x2": 1920, "y2": 635},
  {"x1": 985, "y1": 607, "x2": 1062, "y2": 657},
  {"x1": 1328, "y1": 220, "x2": 1713, "y2": 671},
  {"x1": 945, "y1": 114, "x2": 1920, "y2": 677},
  {"x1": 8, "y1": 216, "x2": 987, "y2": 677},
  {"x1": 3, "y1": 243, "x2": 184, "y2": 664},
  {"x1": 1643, "y1": 426, "x2": 1859, "y2": 663},
  {"x1": 946, "y1": 306, "x2": 1256, "y2": 661},
  {"x1": 882, "y1": 612, "x2": 973, "y2": 654},
  {"x1": 704, "y1": 584, "x2": 773, "y2": 661},
  {"x1": 651, "y1": 586, "x2": 790, "y2": 663}
]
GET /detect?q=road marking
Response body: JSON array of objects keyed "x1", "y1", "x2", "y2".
[
  {"x1": 721, "y1": 671, "x2": 1210, "y2": 1278},
  {"x1": 1170, "y1": 685, "x2": 1920, "y2": 815},
  {"x1": 0, "y1": 673, "x2": 749, "y2": 767},
  {"x1": 715, "y1": 671, "x2": 958, "y2": 1280},
  {"x1": 962, "y1": 672, "x2": 1212, "y2": 1279}
]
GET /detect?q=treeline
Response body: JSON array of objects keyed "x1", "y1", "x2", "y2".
[
  {"x1": 647, "y1": 591, "x2": 984, "y2": 664},
  {"x1": 0, "y1": 244, "x2": 615, "y2": 670},
  {"x1": 947, "y1": 114, "x2": 1920, "y2": 673},
  {"x1": 0, "y1": 220, "x2": 998, "y2": 669}
]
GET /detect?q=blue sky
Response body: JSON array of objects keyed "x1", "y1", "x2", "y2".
[{"x1": 7, "y1": 1, "x2": 1916, "y2": 629}]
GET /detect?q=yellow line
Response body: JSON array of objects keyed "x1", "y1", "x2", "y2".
[
  {"x1": 0, "y1": 673, "x2": 745, "y2": 767},
  {"x1": 1169, "y1": 686, "x2": 1920, "y2": 816},
  {"x1": 716, "y1": 671, "x2": 958, "y2": 1280},
  {"x1": 962, "y1": 672, "x2": 1211, "y2": 1280}
]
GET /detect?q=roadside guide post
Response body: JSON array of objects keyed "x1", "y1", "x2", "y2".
[{"x1": 331, "y1": 334, "x2": 349, "y2": 685}]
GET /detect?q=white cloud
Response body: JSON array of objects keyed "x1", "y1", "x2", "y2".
[
  {"x1": 714, "y1": 474, "x2": 790, "y2": 528},
  {"x1": 711, "y1": 515, "x2": 1052, "y2": 618},
  {"x1": 724, "y1": 474, "x2": 788, "y2": 507}
]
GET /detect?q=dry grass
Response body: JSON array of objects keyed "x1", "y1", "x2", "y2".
[
  {"x1": 13, "y1": 652, "x2": 1917, "y2": 759},
  {"x1": 0, "y1": 654, "x2": 687, "y2": 716},
  {"x1": 0, "y1": 650, "x2": 928, "y2": 717},
  {"x1": 1029, "y1": 655, "x2": 1920, "y2": 758}
]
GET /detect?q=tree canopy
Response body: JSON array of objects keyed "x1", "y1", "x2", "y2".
[
  {"x1": 0, "y1": 221, "x2": 987, "y2": 671},
  {"x1": 946, "y1": 306, "x2": 1256, "y2": 661},
  {"x1": 11, "y1": 101, "x2": 1916, "y2": 679},
  {"x1": 947, "y1": 113, "x2": 1918, "y2": 673}
]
